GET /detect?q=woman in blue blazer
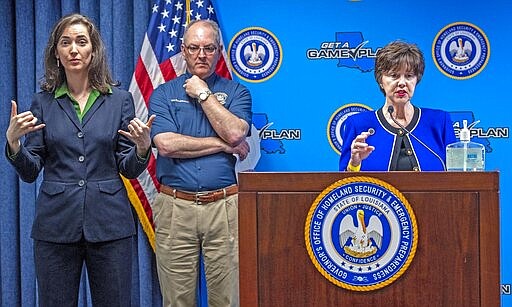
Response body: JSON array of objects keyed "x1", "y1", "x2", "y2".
[
  {"x1": 339, "y1": 40, "x2": 456, "y2": 172},
  {"x1": 5, "y1": 14, "x2": 154, "y2": 306}
]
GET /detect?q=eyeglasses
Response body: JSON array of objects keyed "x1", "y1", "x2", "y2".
[{"x1": 185, "y1": 45, "x2": 217, "y2": 55}]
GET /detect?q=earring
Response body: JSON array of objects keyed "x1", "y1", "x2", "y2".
[{"x1": 56, "y1": 58, "x2": 60, "y2": 67}]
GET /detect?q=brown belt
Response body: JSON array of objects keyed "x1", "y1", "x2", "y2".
[{"x1": 159, "y1": 184, "x2": 238, "y2": 204}]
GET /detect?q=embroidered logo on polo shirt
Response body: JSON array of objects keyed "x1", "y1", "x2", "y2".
[{"x1": 214, "y1": 92, "x2": 227, "y2": 105}]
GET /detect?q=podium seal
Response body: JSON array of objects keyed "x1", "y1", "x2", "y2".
[{"x1": 305, "y1": 176, "x2": 418, "y2": 291}]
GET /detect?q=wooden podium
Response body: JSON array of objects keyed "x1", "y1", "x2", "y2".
[{"x1": 238, "y1": 172, "x2": 500, "y2": 307}]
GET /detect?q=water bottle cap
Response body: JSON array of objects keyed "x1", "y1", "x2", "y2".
[{"x1": 460, "y1": 120, "x2": 470, "y2": 141}]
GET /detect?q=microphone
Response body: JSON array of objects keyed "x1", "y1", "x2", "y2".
[
  {"x1": 367, "y1": 128, "x2": 375, "y2": 135},
  {"x1": 387, "y1": 106, "x2": 446, "y2": 171}
]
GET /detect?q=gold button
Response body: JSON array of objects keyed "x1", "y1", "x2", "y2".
[
  {"x1": 413, "y1": 167, "x2": 419, "y2": 171},
  {"x1": 406, "y1": 149, "x2": 412, "y2": 156},
  {"x1": 398, "y1": 129, "x2": 404, "y2": 136}
]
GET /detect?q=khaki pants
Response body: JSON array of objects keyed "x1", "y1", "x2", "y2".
[{"x1": 153, "y1": 192, "x2": 239, "y2": 307}]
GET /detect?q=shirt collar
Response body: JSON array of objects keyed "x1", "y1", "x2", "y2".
[
  {"x1": 184, "y1": 72, "x2": 218, "y2": 85},
  {"x1": 54, "y1": 83, "x2": 111, "y2": 99}
]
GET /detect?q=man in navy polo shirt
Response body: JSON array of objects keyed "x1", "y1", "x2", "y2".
[{"x1": 149, "y1": 19, "x2": 252, "y2": 307}]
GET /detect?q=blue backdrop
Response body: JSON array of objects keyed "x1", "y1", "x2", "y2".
[
  {"x1": 216, "y1": 0, "x2": 512, "y2": 305},
  {"x1": 1, "y1": 0, "x2": 511, "y2": 306}
]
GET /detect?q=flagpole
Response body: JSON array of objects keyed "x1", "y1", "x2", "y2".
[{"x1": 186, "y1": 0, "x2": 190, "y2": 25}]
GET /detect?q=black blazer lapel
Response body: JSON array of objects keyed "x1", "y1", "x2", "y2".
[
  {"x1": 82, "y1": 95, "x2": 106, "y2": 127},
  {"x1": 55, "y1": 96, "x2": 82, "y2": 130}
]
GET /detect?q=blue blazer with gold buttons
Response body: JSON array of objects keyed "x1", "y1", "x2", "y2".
[{"x1": 6, "y1": 87, "x2": 148, "y2": 243}]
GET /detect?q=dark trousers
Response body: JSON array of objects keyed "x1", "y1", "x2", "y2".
[{"x1": 33, "y1": 236, "x2": 133, "y2": 307}]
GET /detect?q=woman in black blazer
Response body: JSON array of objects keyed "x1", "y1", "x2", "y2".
[{"x1": 5, "y1": 14, "x2": 154, "y2": 307}]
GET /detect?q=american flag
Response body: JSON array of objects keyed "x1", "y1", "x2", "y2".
[{"x1": 121, "y1": 0, "x2": 232, "y2": 251}]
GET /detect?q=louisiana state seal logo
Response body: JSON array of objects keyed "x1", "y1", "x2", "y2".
[
  {"x1": 327, "y1": 103, "x2": 373, "y2": 155},
  {"x1": 305, "y1": 176, "x2": 418, "y2": 291},
  {"x1": 432, "y1": 22, "x2": 490, "y2": 80},
  {"x1": 228, "y1": 27, "x2": 282, "y2": 82}
]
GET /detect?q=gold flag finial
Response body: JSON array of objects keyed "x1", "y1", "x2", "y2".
[{"x1": 185, "y1": 0, "x2": 191, "y2": 25}]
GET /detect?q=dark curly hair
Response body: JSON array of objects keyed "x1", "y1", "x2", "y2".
[{"x1": 374, "y1": 40, "x2": 425, "y2": 96}]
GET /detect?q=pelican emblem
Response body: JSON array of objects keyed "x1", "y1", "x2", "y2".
[
  {"x1": 340, "y1": 209, "x2": 383, "y2": 257},
  {"x1": 244, "y1": 42, "x2": 265, "y2": 66},
  {"x1": 449, "y1": 38, "x2": 472, "y2": 63}
]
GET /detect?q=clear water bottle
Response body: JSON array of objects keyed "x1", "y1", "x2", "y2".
[{"x1": 446, "y1": 120, "x2": 485, "y2": 171}]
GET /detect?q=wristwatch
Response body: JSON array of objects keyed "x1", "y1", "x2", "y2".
[{"x1": 198, "y1": 90, "x2": 212, "y2": 103}]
